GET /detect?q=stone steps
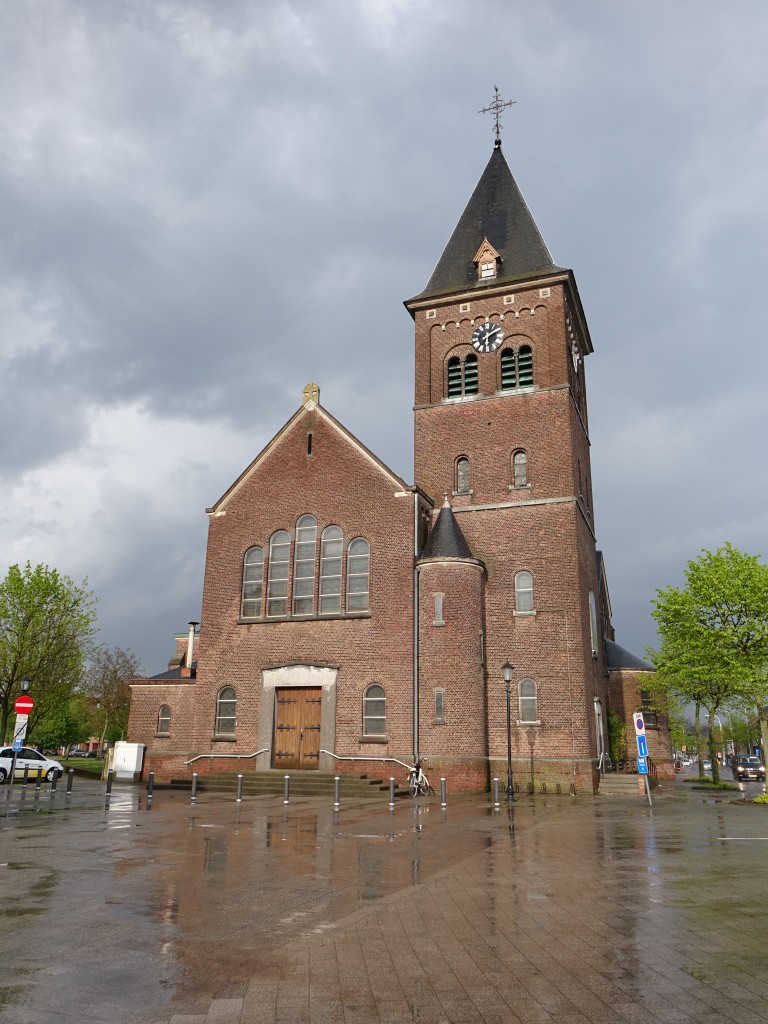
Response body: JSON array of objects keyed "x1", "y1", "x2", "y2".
[
  {"x1": 598, "y1": 772, "x2": 644, "y2": 796},
  {"x1": 168, "y1": 770, "x2": 408, "y2": 798}
]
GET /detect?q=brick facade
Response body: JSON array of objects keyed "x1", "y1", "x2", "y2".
[{"x1": 128, "y1": 143, "x2": 669, "y2": 793}]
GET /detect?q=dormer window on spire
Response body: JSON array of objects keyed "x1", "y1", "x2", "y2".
[{"x1": 473, "y1": 238, "x2": 501, "y2": 281}]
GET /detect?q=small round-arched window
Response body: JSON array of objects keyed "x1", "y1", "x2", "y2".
[
  {"x1": 157, "y1": 705, "x2": 171, "y2": 735},
  {"x1": 363, "y1": 684, "x2": 386, "y2": 736},
  {"x1": 215, "y1": 687, "x2": 236, "y2": 736}
]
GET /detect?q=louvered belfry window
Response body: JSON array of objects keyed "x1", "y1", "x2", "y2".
[
  {"x1": 447, "y1": 354, "x2": 479, "y2": 398},
  {"x1": 463, "y1": 354, "x2": 478, "y2": 395},
  {"x1": 447, "y1": 356, "x2": 463, "y2": 397},
  {"x1": 500, "y1": 345, "x2": 534, "y2": 390}
]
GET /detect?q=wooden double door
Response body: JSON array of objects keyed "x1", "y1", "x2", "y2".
[{"x1": 273, "y1": 687, "x2": 322, "y2": 770}]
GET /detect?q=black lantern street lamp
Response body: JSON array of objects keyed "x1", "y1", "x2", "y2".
[{"x1": 502, "y1": 661, "x2": 515, "y2": 801}]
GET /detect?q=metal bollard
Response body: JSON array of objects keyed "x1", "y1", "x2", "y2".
[
  {"x1": 440, "y1": 777, "x2": 447, "y2": 809},
  {"x1": 389, "y1": 776, "x2": 395, "y2": 810},
  {"x1": 50, "y1": 771, "x2": 58, "y2": 794},
  {"x1": 105, "y1": 769, "x2": 114, "y2": 796},
  {"x1": 333, "y1": 776, "x2": 340, "y2": 811},
  {"x1": 147, "y1": 771, "x2": 155, "y2": 798},
  {"x1": 493, "y1": 777, "x2": 500, "y2": 811},
  {"x1": 191, "y1": 772, "x2": 198, "y2": 802},
  {"x1": 283, "y1": 775, "x2": 290, "y2": 805},
  {"x1": 236, "y1": 773, "x2": 243, "y2": 803},
  {"x1": 35, "y1": 772, "x2": 43, "y2": 792},
  {"x1": 22, "y1": 765, "x2": 29, "y2": 788},
  {"x1": 66, "y1": 768, "x2": 74, "y2": 794}
]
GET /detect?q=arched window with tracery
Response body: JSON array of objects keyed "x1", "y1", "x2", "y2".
[
  {"x1": 346, "y1": 538, "x2": 370, "y2": 612},
  {"x1": 241, "y1": 546, "x2": 264, "y2": 618},
  {"x1": 292, "y1": 514, "x2": 317, "y2": 615},
  {"x1": 319, "y1": 525, "x2": 343, "y2": 614},
  {"x1": 266, "y1": 530, "x2": 290, "y2": 617}
]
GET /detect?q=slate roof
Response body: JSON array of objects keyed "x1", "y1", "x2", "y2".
[
  {"x1": 605, "y1": 639, "x2": 654, "y2": 672},
  {"x1": 419, "y1": 501, "x2": 476, "y2": 561},
  {"x1": 410, "y1": 142, "x2": 563, "y2": 302}
]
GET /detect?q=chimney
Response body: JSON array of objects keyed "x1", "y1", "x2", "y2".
[{"x1": 182, "y1": 621, "x2": 199, "y2": 678}]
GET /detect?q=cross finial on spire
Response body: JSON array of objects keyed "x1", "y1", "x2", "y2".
[{"x1": 479, "y1": 86, "x2": 515, "y2": 147}]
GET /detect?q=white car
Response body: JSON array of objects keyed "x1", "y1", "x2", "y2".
[{"x1": 0, "y1": 747, "x2": 64, "y2": 783}]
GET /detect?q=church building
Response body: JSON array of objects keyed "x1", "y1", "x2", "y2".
[{"x1": 128, "y1": 134, "x2": 670, "y2": 793}]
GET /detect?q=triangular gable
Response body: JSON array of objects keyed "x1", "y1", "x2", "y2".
[{"x1": 208, "y1": 385, "x2": 412, "y2": 515}]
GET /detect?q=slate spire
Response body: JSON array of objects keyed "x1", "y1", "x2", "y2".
[
  {"x1": 412, "y1": 143, "x2": 562, "y2": 302},
  {"x1": 419, "y1": 497, "x2": 476, "y2": 561}
]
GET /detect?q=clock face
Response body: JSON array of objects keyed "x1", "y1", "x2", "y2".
[{"x1": 472, "y1": 321, "x2": 505, "y2": 353}]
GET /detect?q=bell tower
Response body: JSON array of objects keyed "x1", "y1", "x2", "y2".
[{"x1": 406, "y1": 137, "x2": 608, "y2": 792}]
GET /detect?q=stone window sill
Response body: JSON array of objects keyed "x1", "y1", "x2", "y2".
[
  {"x1": 359, "y1": 735, "x2": 388, "y2": 744},
  {"x1": 513, "y1": 610, "x2": 537, "y2": 618},
  {"x1": 155, "y1": 732, "x2": 170, "y2": 739},
  {"x1": 212, "y1": 735, "x2": 236, "y2": 743},
  {"x1": 517, "y1": 720, "x2": 541, "y2": 727}
]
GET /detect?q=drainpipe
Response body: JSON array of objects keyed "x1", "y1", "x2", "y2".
[{"x1": 413, "y1": 492, "x2": 420, "y2": 764}]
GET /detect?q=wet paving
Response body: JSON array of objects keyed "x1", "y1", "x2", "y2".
[{"x1": 1, "y1": 778, "x2": 767, "y2": 1023}]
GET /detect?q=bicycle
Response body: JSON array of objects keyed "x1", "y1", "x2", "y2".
[{"x1": 407, "y1": 758, "x2": 430, "y2": 797}]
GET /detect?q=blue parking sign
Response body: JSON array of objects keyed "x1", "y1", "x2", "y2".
[
  {"x1": 12, "y1": 738, "x2": 22, "y2": 752},
  {"x1": 637, "y1": 756, "x2": 648, "y2": 775},
  {"x1": 636, "y1": 735, "x2": 648, "y2": 758}
]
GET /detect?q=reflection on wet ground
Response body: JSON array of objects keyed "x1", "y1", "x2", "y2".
[{"x1": 1, "y1": 779, "x2": 768, "y2": 1023}]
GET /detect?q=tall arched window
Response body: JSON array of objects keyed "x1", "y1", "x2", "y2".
[
  {"x1": 292, "y1": 514, "x2": 317, "y2": 615},
  {"x1": 456, "y1": 456, "x2": 470, "y2": 494},
  {"x1": 215, "y1": 687, "x2": 236, "y2": 736},
  {"x1": 241, "y1": 547, "x2": 264, "y2": 618},
  {"x1": 446, "y1": 354, "x2": 479, "y2": 398},
  {"x1": 346, "y1": 538, "x2": 370, "y2": 612},
  {"x1": 518, "y1": 679, "x2": 538, "y2": 723},
  {"x1": 319, "y1": 525, "x2": 343, "y2": 614},
  {"x1": 512, "y1": 450, "x2": 527, "y2": 488},
  {"x1": 515, "y1": 570, "x2": 534, "y2": 612},
  {"x1": 363, "y1": 683, "x2": 386, "y2": 736},
  {"x1": 157, "y1": 705, "x2": 171, "y2": 734},
  {"x1": 266, "y1": 531, "x2": 290, "y2": 617}
]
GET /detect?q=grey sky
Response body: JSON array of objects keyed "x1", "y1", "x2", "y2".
[{"x1": 2, "y1": 1, "x2": 767, "y2": 674}]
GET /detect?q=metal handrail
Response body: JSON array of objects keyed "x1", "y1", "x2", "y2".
[
  {"x1": 319, "y1": 749, "x2": 414, "y2": 771},
  {"x1": 184, "y1": 748, "x2": 268, "y2": 765}
]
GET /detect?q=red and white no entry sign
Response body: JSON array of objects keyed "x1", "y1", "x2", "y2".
[{"x1": 14, "y1": 695, "x2": 34, "y2": 714}]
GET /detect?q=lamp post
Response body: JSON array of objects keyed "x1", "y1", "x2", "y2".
[
  {"x1": 9, "y1": 676, "x2": 31, "y2": 791},
  {"x1": 502, "y1": 661, "x2": 515, "y2": 802}
]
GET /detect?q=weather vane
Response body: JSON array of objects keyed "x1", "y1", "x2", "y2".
[{"x1": 479, "y1": 86, "x2": 515, "y2": 145}]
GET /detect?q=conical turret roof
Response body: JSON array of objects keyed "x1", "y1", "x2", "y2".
[
  {"x1": 419, "y1": 499, "x2": 476, "y2": 561},
  {"x1": 410, "y1": 143, "x2": 562, "y2": 303}
]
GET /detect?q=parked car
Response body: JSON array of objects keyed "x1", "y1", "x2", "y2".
[
  {"x1": 68, "y1": 749, "x2": 89, "y2": 757},
  {"x1": 732, "y1": 756, "x2": 766, "y2": 782},
  {"x1": 0, "y1": 747, "x2": 64, "y2": 783}
]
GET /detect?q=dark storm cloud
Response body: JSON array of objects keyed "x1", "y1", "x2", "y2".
[{"x1": 1, "y1": 0, "x2": 767, "y2": 670}]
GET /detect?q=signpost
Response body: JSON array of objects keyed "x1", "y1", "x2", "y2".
[
  {"x1": 633, "y1": 712, "x2": 653, "y2": 807},
  {"x1": 9, "y1": 693, "x2": 33, "y2": 789}
]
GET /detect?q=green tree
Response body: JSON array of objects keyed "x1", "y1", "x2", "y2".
[
  {"x1": 649, "y1": 545, "x2": 768, "y2": 783},
  {"x1": 82, "y1": 645, "x2": 141, "y2": 747},
  {"x1": 31, "y1": 693, "x2": 92, "y2": 750},
  {"x1": 0, "y1": 562, "x2": 97, "y2": 743}
]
